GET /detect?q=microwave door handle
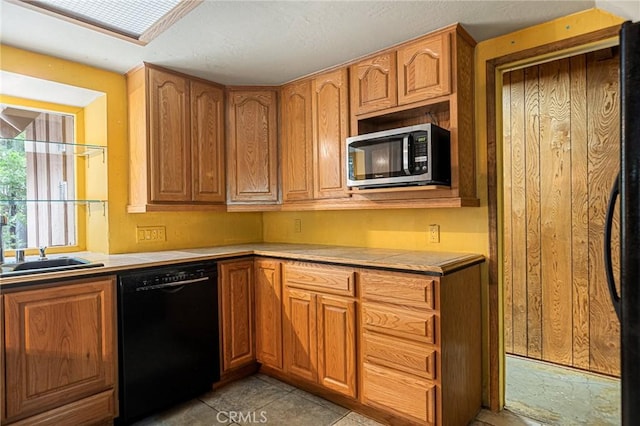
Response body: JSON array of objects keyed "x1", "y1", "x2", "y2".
[{"x1": 403, "y1": 135, "x2": 410, "y2": 174}]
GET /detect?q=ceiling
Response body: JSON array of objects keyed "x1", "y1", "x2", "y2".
[{"x1": 1, "y1": 0, "x2": 639, "y2": 87}]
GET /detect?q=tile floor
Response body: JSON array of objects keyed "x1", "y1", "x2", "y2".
[
  {"x1": 133, "y1": 373, "x2": 540, "y2": 426},
  {"x1": 505, "y1": 355, "x2": 621, "y2": 425}
]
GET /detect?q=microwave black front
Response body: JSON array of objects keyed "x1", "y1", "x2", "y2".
[{"x1": 346, "y1": 124, "x2": 450, "y2": 189}]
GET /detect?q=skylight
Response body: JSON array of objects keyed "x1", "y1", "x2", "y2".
[{"x1": 16, "y1": 0, "x2": 202, "y2": 44}]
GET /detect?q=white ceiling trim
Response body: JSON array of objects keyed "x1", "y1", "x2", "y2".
[{"x1": 0, "y1": 71, "x2": 104, "y2": 107}]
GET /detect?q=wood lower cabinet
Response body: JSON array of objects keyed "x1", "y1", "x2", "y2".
[
  {"x1": 127, "y1": 63, "x2": 226, "y2": 211},
  {"x1": 255, "y1": 258, "x2": 283, "y2": 369},
  {"x1": 227, "y1": 89, "x2": 279, "y2": 204},
  {"x1": 282, "y1": 262, "x2": 356, "y2": 398},
  {"x1": 2, "y1": 277, "x2": 117, "y2": 425},
  {"x1": 359, "y1": 266, "x2": 481, "y2": 426},
  {"x1": 317, "y1": 294, "x2": 356, "y2": 398},
  {"x1": 219, "y1": 259, "x2": 256, "y2": 372}
]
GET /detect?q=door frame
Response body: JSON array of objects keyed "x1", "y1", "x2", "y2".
[{"x1": 485, "y1": 24, "x2": 621, "y2": 411}]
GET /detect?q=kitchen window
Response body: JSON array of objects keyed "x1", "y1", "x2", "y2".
[{"x1": 0, "y1": 106, "x2": 77, "y2": 250}]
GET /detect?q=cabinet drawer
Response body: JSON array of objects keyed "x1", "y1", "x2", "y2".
[
  {"x1": 362, "y1": 363, "x2": 437, "y2": 425},
  {"x1": 9, "y1": 389, "x2": 115, "y2": 426},
  {"x1": 283, "y1": 262, "x2": 354, "y2": 296},
  {"x1": 363, "y1": 332, "x2": 437, "y2": 380},
  {"x1": 362, "y1": 303, "x2": 436, "y2": 344},
  {"x1": 360, "y1": 270, "x2": 435, "y2": 308}
]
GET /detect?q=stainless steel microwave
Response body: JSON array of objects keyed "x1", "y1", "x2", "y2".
[{"x1": 346, "y1": 123, "x2": 450, "y2": 189}]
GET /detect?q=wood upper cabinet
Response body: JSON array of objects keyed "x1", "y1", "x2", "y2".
[
  {"x1": 282, "y1": 262, "x2": 356, "y2": 398},
  {"x1": 255, "y1": 258, "x2": 283, "y2": 369},
  {"x1": 350, "y1": 52, "x2": 397, "y2": 115},
  {"x1": 3, "y1": 277, "x2": 116, "y2": 424},
  {"x1": 148, "y1": 67, "x2": 191, "y2": 202},
  {"x1": 227, "y1": 89, "x2": 279, "y2": 203},
  {"x1": 397, "y1": 32, "x2": 451, "y2": 105},
  {"x1": 191, "y1": 80, "x2": 226, "y2": 202},
  {"x1": 281, "y1": 80, "x2": 314, "y2": 201},
  {"x1": 312, "y1": 69, "x2": 350, "y2": 199},
  {"x1": 127, "y1": 63, "x2": 226, "y2": 211},
  {"x1": 219, "y1": 260, "x2": 256, "y2": 372}
]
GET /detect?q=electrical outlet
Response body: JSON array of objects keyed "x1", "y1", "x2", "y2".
[
  {"x1": 294, "y1": 219, "x2": 302, "y2": 233},
  {"x1": 429, "y1": 224, "x2": 440, "y2": 243},
  {"x1": 136, "y1": 226, "x2": 167, "y2": 242}
]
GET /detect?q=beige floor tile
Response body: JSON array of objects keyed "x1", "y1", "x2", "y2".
[
  {"x1": 249, "y1": 391, "x2": 346, "y2": 426},
  {"x1": 132, "y1": 399, "x2": 237, "y2": 426},
  {"x1": 476, "y1": 409, "x2": 543, "y2": 426},
  {"x1": 200, "y1": 375, "x2": 291, "y2": 413},
  {"x1": 254, "y1": 373, "x2": 296, "y2": 392},
  {"x1": 332, "y1": 411, "x2": 384, "y2": 425},
  {"x1": 290, "y1": 388, "x2": 350, "y2": 416}
]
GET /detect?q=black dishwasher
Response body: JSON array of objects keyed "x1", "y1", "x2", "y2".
[{"x1": 116, "y1": 262, "x2": 220, "y2": 425}]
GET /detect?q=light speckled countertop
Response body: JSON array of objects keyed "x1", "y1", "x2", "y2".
[{"x1": 0, "y1": 243, "x2": 484, "y2": 288}]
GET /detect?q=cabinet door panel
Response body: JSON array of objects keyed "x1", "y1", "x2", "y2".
[
  {"x1": 255, "y1": 259, "x2": 283, "y2": 369},
  {"x1": 228, "y1": 90, "x2": 279, "y2": 202},
  {"x1": 317, "y1": 295, "x2": 356, "y2": 398},
  {"x1": 350, "y1": 52, "x2": 397, "y2": 115},
  {"x1": 362, "y1": 363, "x2": 437, "y2": 425},
  {"x1": 191, "y1": 81, "x2": 225, "y2": 202},
  {"x1": 149, "y1": 68, "x2": 191, "y2": 202},
  {"x1": 313, "y1": 69, "x2": 349, "y2": 199},
  {"x1": 362, "y1": 332, "x2": 437, "y2": 380},
  {"x1": 281, "y1": 80, "x2": 314, "y2": 201},
  {"x1": 220, "y1": 260, "x2": 256, "y2": 371},
  {"x1": 4, "y1": 278, "x2": 116, "y2": 421},
  {"x1": 283, "y1": 287, "x2": 317, "y2": 382},
  {"x1": 397, "y1": 33, "x2": 451, "y2": 105},
  {"x1": 362, "y1": 303, "x2": 436, "y2": 344}
]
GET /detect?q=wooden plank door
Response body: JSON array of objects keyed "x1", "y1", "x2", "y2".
[
  {"x1": 502, "y1": 48, "x2": 620, "y2": 376},
  {"x1": 283, "y1": 286, "x2": 318, "y2": 382},
  {"x1": 255, "y1": 258, "x2": 283, "y2": 369}
]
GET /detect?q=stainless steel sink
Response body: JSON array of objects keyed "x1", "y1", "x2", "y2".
[{"x1": 1, "y1": 257, "x2": 104, "y2": 277}]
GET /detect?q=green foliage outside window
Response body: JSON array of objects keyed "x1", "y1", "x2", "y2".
[{"x1": 0, "y1": 136, "x2": 27, "y2": 249}]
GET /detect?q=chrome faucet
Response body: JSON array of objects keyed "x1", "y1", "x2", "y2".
[
  {"x1": 0, "y1": 215, "x2": 6, "y2": 264},
  {"x1": 39, "y1": 246, "x2": 48, "y2": 260}
]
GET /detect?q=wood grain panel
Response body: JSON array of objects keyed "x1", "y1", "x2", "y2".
[
  {"x1": 4, "y1": 278, "x2": 115, "y2": 422},
  {"x1": 350, "y1": 52, "x2": 397, "y2": 115},
  {"x1": 191, "y1": 80, "x2": 225, "y2": 202},
  {"x1": 539, "y1": 58, "x2": 574, "y2": 366},
  {"x1": 503, "y1": 49, "x2": 620, "y2": 377},
  {"x1": 397, "y1": 32, "x2": 451, "y2": 105},
  {"x1": 281, "y1": 80, "x2": 314, "y2": 201},
  {"x1": 359, "y1": 270, "x2": 434, "y2": 309},
  {"x1": 220, "y1": 260, "x2": 256, "y2": 372},
  {"x1": 362, "y1": 332, "x2": 437, "y2": 380},
  {"x1": 312, "y1": 69, "x2": 349, "y2": 199},
  {"x1": 227, "y1": 90, "x2": 279, "y2": 203},
  {"x1": 149, "y1": 67, "x2": 191, "y2": 202},
  {"x1": 317, "y1": 295, "x2": 356, "y2": 398},
  {"x1": 283, "y1": 287, "x2": 318, "y2": 382},
  {"x1": 283, "y1": 262, "x2": 354, "y2": 296},
  {"x1": 569, "y1": 54, "x2": 591, "y2": 370},
  {"x1": 502, "y1": 72, "x2": 514, "y2": 354},
  {"x1": 586, "y1": 50, "x2": 620, "y2": 376},
  {"x1": 509, "y1": 68, "x2": 528, "y2": 356},
  {"x1": 524, "y1": 66, "x2": 542, "y2": 359},
  {"x1": 362, "y1": 303, "x2": 436, "y2": 344},
  {"x1": 255, "y1": 259, "x2": 283, "y2": 370},
  {"x1": 362, "y1": 362, "x2": 437, "y2": 425}
]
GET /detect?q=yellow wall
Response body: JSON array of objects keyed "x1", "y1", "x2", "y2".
[
  {"x1": 0, "y1": 45, "x2": 263, "y2": 253},
  {"x1": 263, "y1": 7, "x2": 625, "y2": 407}
]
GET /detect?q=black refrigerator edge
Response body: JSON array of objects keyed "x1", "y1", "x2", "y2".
[{"x1": 604, "y1": 19, "x2": 640, "y2": 425}]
